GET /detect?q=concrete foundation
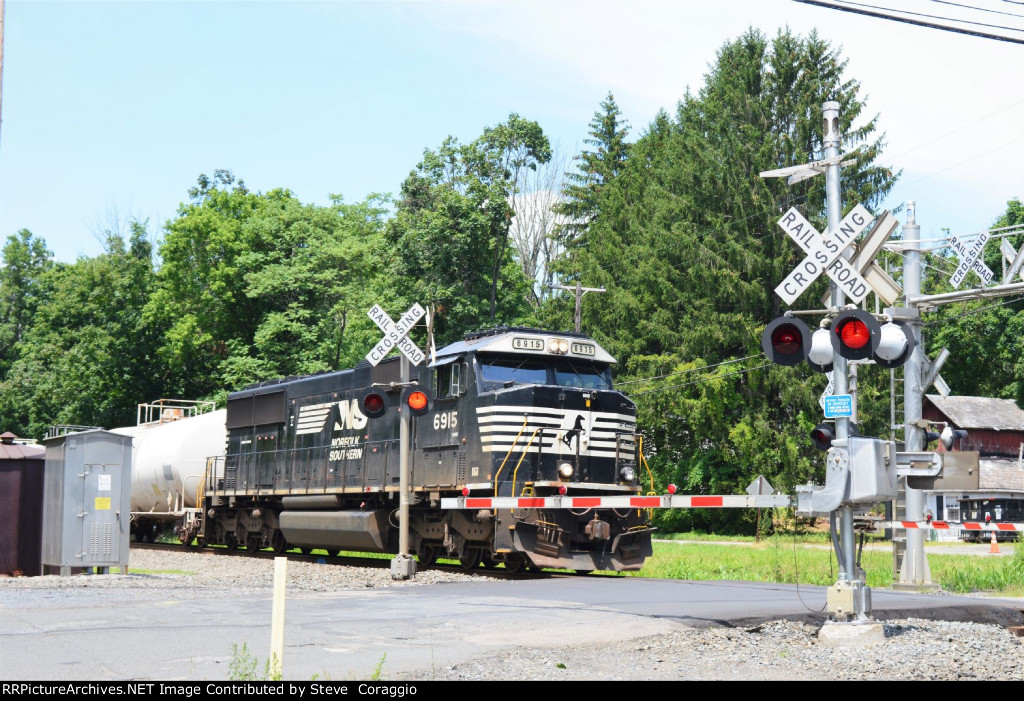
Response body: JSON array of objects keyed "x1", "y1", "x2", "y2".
[{"x1": 818, "y1": 620, "x2": 886, "y2": 647}]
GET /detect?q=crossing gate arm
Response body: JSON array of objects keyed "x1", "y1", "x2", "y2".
[
  {"x1": 881, "y1": 520, "x2": 1024, "y2": 533},
  {"x1": 440, "y1": 494, "x2": 794, "y2": 510}
]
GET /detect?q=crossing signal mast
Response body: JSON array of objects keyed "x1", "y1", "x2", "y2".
[{"x1": 761, "y1": 102, "x2": 1024, "y2": 623}]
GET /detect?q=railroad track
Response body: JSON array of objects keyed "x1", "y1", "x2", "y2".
[{"x1": 129, "y1": 540, "x2": 610, "y2": 579}]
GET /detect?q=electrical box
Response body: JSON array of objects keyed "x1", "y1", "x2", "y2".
[
  {"x1": 845, "y1": 436, "x2": 897, "y2": 504},
  {"x1": 41, "y1": 430, "x2": 132, "y2": 574}
]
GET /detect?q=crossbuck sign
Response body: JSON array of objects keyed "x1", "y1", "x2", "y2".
[
  {"x1": 774, "y1": 204, "x2": 873, "y2": 306},
  {"x1": 366, "y1": 303, "x2": 426, "y2": 367}
]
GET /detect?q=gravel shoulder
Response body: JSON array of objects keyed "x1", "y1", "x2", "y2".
[{"x1": 2, "y1": 548, "x2": 1023, "y2": 681}]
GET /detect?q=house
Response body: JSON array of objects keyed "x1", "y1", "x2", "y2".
[{"x1": 920, "y1": 395, "x2": 1024, "y2": 536}]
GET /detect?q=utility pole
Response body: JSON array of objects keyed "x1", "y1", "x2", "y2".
[
  {"x1": 1, "y1": 0, "x2": 6, "y2": 149},
  {"x1": 551, "y1": 281, "x2": 605, "y2": 333}
]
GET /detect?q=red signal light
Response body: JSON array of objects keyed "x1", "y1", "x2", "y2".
[
  {"x1": 359, "y1": 391, "x2": 388, "y2": 419},
  {"x1": 839, "y1": 319, "x2": 871, "y2": 349},
  {"x1": 761, "y1": 317, "x2": 811, "y2": 367},
  {"x1": 401, "y1": 387, "x2": 432, "y2": 417},
  {"x1": 462, "y1": 487, "x2": 470, "y2": 497},
  {"x1": 810, "y1": 422, "x2": 835, "y2": 451},
  {"x1": 829, "y1": 309, "x2": 880, "y2": 361},
  {"x1": 364, "y1": 393, "x2": 384, "y2": 414},
  {"x1": 407, "y1": 391, "x2": 428, "y2": 412},
  {"x1": 771, "y1": 327, "x2": 802, "y2": 354}
]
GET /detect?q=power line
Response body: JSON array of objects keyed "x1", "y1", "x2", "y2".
[
  {"x1": 794, "y1": 0, "x2": 1024, "y2": 43},
  {"x1": 836, "y1": 0, "x2": 1024, "y2": 30},
  {"x1": 883, "y1": 98, "x2": 1024, "y2": 163},
  {"x1": 932, "y1": 0, "x2": 1024, "y2": 18}
]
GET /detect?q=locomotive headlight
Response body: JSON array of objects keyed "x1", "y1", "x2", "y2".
[
  {"x1": 548, "y1": 338, "x2": 569, "y2": 354},
  {"x1": 557, "y1": 461, "x2": 574, "y2": 479},
  {"x1": 620, "y1": 466, "x2": 636, "y2": 483}
]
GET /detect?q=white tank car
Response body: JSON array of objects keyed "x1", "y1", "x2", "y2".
[{"x1": 112, "y1": 401, "x2": 226, "y2": 541}]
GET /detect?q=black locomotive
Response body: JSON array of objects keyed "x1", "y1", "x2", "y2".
[{"x1": 197, "y1": 327, "x2": 653, "y2": 572}]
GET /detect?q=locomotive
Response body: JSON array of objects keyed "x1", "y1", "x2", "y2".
[{"x1": 194, "y1": 327, "x2": 653, "y2": 572}]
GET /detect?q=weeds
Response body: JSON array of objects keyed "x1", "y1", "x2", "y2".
[
  {"x1": 228, "y1": 643, "x2": 282, "y2": 681},
  {"x1": 369, "y1": 653, "x2": 386, "y2": 681}
]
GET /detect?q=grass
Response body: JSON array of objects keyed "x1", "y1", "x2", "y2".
[{"x1": 629, "y1": 539, "x2": 1024, "y2": 596}]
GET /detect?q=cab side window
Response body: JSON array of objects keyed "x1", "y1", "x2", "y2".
[{"x1": 435, "y1": 360, "x2": 467, "y2": 398}]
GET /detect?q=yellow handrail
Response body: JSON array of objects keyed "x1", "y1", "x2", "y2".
[
  {"x1": 492, "y1": 416, "x2": 530, "y2": 498},
  {"x1": 510, "y1": 429, "x2": 542, "y2": 511},
  {"x1": 638, "y1": 435, "x2": 656, "y2": 517}
]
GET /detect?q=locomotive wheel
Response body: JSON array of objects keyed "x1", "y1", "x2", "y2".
[
  {"x1": 271, "y1": 531, "x2": 288, "y2": 555},
  {"x1": 480, "y1": 554, "x2": 498, "y2": 569},
  {"x1": 246, "y1": 531, "x2": 262, "y2": 552},
  {"x1": 502, "y1": 554, "x2": 526, "y2": 573},
  {"x1": 459, "y1": 549, "x2": 481, "y2": 571},
  {"x1": 224, "y1": 534, "x2": 238, "y2": 550},
  {"x1": 417, "y1": 544, "x2": 439, "y2": 567}
]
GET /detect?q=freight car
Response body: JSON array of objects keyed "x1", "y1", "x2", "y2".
[
  {"x1": 197, "y1": 327, "x2": 653, "y2": 572},
  {"x1": 112, "y1": 400, "x2": 226, "y2": 543}
]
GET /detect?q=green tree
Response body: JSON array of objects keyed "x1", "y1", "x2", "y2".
[
  {"x1": 146, "y1": 171, "x2": 390, "y2": 398},
  {"x1": 554, "y1": 92, "x2": 631, "y2": 246},
  {"x1": 560, "y1": 28, "x2": 899, "y2": 532},
  {"x1": 0, "y1": 223, "x2": 158, "y2": 437},
  {"x1": 0, "y1": 230, "x2": 53, "y2": 380},
  {"x1": 386, "y1": 115, "x2": 549, "y2": 344}
]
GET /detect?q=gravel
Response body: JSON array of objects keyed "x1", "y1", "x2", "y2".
[{"x1": 3, "y1": 548, "x2": 1023, "y2": 681}]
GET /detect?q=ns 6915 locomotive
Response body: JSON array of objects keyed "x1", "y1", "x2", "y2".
[{"x1": 198, "y1": 327, "x2": 653, "y2": 572}]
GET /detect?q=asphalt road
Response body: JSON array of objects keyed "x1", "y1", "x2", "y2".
[{"x1": 3, "y1": 576, "x2": 1023, "y2": 681}]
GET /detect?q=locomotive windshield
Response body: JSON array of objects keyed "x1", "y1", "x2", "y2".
[{"x1": 478, "y1": 354, "x2": 613, "y2": 390}]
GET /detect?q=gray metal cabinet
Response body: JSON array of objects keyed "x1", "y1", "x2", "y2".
[{"x1": 42, "y1": 430, "x2": 132, "y2": 574}]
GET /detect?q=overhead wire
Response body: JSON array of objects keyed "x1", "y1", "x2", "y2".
[
  {"x1": 931, "y1": 0, "x2": 1024, "y2": 18},
  {"x1": 881, "y1": 98, "x2": 1024, "y2": 163},
  {"x1": 827, "y1": 0, "x2": 1024, "y2": 31},
  {"x1": 793, "y1": 0, "x2": 1024, "y2": 43},
  {"x1": 627, "y1": 363, "x2": 774, "y2": 398}
]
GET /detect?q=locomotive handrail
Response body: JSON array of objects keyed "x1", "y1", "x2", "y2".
[
  {"x1": 510, "y1": 428, "x2": 543, "y2": 512},
  {"x1": 637, "y1": 435, "x2": 655, "y2": 495},
  {"x1": 211, "y1": 439, "x2": 399, "y2": 497},
  {"x1": 492, "y1": 416, "x2": 530, "y2": 498}
]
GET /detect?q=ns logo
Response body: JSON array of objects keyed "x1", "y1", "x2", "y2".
[{"x1": 333, "y1": 399, "x2": 368, "y2": 432}]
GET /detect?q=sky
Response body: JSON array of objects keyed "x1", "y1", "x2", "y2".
[{"x1": 1, "y1": 0, "x2": 1022, "y2": 264}]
